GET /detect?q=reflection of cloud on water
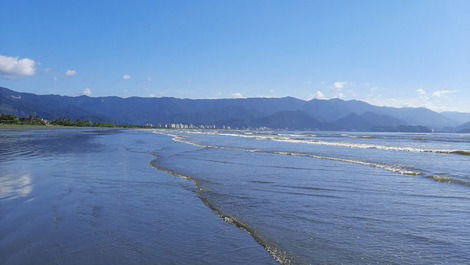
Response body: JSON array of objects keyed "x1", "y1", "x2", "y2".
[{"x1": 0, "y1": 174, "x2": 33, "y2": 199}]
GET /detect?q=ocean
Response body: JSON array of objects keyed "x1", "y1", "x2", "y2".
[{"x1": 1, "y1": 129, "x2": 469, "y2": 264}]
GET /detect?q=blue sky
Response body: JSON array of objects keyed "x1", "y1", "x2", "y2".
[{"x1": 1, "y1": 0, "x2": 469, "y2": 112}]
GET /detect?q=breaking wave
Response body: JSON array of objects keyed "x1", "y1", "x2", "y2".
[
  {"x1": 175, "y1": 130, "x2": 470, "y2": 156},
  {"x1": 150, "y1": 130, "x2": 470, "y2": 264},
  {"x1": 153, "y1": 130, "x2": 470, "y2": 187},
  {"x1": 153, "y1": 131, "x2": 420, "y2": 176}
]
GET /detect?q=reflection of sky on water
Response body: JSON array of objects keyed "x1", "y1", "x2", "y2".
[
  {"x1": 0, "y1": 130, "x2": 279, "y2": 265},
  {"x1": 0, "y1": 129, "x2": 109, "y2": 163},
  {"x1": 0, "y1": 174, "x2": 33, "y2": 199}
]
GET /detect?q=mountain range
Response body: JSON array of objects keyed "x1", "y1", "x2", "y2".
[{"x1": 1, "y1": 87, "x2": 469, "y2": 132}]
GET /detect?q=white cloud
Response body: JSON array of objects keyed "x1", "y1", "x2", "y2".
[
  {"x1": 333, "y1": 81, "x2": 347, "y2": 89},
  {"x1": 65, "y1": 69, "x2": 76, "y2": 77},
  {"x1": 231, "y1": 92, "x2": 244, "y2": 98},
  {"x1": 416, "y1": 88, "x2": 429, "y2": 101},
  {"x1": 416, "y1": 88, "x2": 426, "y2": 96},
  {"x1": 309, "y1": 90, "x2": 326, "y2": 100},
  {"x1": 0, "y1": 55, "x2": 36, "y2": 79},
  {"x1": 82, "y1": 88, "x2": 92, "y2": 96},
  {"x1": 122, "y1": 74, "x2": 131, "y2": 80},
  {"x1": 364, "y1": 87, "x2": 461, "y2": 112},
  {"x1": 366, "y1": 96, "x2": 452, "y2": 112},
  {"x1": 432, "y1": 90, "x2": 457, "y2": 98},
  {"x1": 330, "y1": 81, "x2": 348, "y2": 98}
]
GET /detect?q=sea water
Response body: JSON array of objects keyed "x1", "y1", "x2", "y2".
[{"x1": 1, "y1": 129, "x2": 469, "y2": 264}]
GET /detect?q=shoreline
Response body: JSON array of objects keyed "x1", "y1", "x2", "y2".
[
  {"x1": 0, "y1": 124, "x2": 137, "y2": 131},
  {"x1": 148, "y1": 152, "x2": 290, "y2": 265},
  {"x1": 149, "y1": 153, "x2": 292, "y2": 265}
]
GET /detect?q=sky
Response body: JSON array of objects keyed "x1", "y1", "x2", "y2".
[{"x1": 1, "y1": 0, "x2": 469, "y2": 112}]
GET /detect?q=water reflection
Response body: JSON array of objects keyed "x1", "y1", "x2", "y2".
[
  {"x1": 0, "y1": 130, "x2": 276, "y2": 265},
  {"x1": 0, "y1": 129, "x2": 111, "y2": 162},
  {"x1": 0, "y1": 174, "x2": 33, "y2": 200}
]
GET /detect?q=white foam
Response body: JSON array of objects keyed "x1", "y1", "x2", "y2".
[
  {"x1": 270, "y1": 151, "x2": 419, "y2": 176},
  {"x1": 152, "y1": 130, "x2": 420, "y2": 176},
  {"x1": 180, "y1": 130, "x2": 468, "y2": 155}
]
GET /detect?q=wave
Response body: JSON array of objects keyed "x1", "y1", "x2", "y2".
[
  {"x1": 149, "y1": 130, "x2": 470, "y2": 263},
  {"x1": 450, "y1": 150, "x2": 470, "y2": 156},
  {"x1": 173, "y1": 130, "x2": 470, "y2": 156},
  {"x1": 427, "y1": 175, "x2": 470, "y2": 186},
  {"x1": 260, "y1": 150, "x2": 420, "y2": 176},
  {"x1": 149, "y1": 154, "x2": 294, "y2": 265},
  {"x1": 153, "y1": 131, "x2": 470, "y2": 187},
  {"x1": 152, "y1": 131, "x2": 420, "y2": 176},
  {"x1": 165, "y1": 133, "x2": 208, "y2": 148}
]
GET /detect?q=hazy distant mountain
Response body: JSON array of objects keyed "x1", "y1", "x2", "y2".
[
  {"x1": 254, "y1": 111, "x2": 337, "y2": 130},
  {"x1": 441, "y1": 111, "x2": 470, "y2": 125},
  {"x1": 303, "y1": 98, "x2": 456, "y2": 129},
  {"x1": 456, "y1": 121, "x2": 470, "y2": 133},
  {"x1": 0, "y1": 87, "x2": 464, "y2": 131},
  {"x1": 334, "y1": 112, "x2": 407, "y2": 131}
]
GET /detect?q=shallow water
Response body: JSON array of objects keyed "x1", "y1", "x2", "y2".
[
  {"x1": 153, "y1": 129, "x2": 470, "y2": 264},
  {"x1": 1, "y1": 129, "x2": 470, "y2": 265},
  {"x1": 0, "y1": 129, "x2": 275, "y2": 265}
]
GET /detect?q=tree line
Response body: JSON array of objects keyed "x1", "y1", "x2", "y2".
[{"x1": 0, "y1": 114, "x2": 143, "y2": 128}]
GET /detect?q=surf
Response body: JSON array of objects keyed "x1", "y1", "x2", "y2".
[
  {"x1": 153, "y1": 130, "x2": 470, "y2": 188},
  {"x1": 177, "y1": 130, "x2": 470, "y2": 156},
  {"x1": 152, "y1": 130, "x2": 421, "y2": 176}
]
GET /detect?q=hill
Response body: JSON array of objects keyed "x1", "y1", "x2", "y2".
[
  {"x1": 456, "y1": 121, "x2": 470, "y2": 133},
  {"x1": 0, "y1": 87, "x2": 463, "y2": 131}
]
